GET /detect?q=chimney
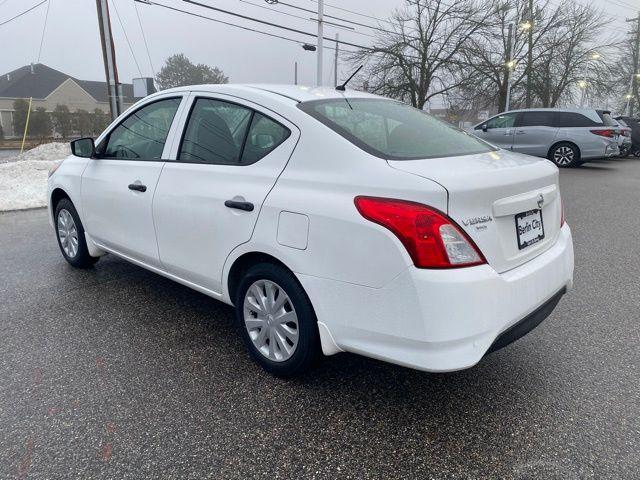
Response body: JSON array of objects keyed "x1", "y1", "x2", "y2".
[
  {"x1": 30, "y1": 63, "x2": 35, "y2": 74},
  {"x1": 6, "y1": 74, "x2": 9, "y2": 81}
]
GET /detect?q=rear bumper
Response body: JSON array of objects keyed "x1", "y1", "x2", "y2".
[{"x1": 299, "y1": 225, "x2": 574, "y2": 372}]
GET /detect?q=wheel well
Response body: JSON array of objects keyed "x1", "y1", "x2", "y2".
[
  {"x1": 548, "y1": 141, "x2": 580, "y2": 160},
  {"x1": 227, "y1": 252, "x2": 292, "y2": 304},
  {"x1": 50, "y1": 188, "x2": 70, "y2": 217}
]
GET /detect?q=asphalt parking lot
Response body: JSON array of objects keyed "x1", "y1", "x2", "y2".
[{"x1": 1, "y1": 157, "x2": 639, "y2": 479}]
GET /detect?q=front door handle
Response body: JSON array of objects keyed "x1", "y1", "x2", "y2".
[
  {"x1": 128, "y1": 183, "x2": 147, "y2": 192},
  {"x1": 224, "y1": 200, "x2": 254, "y2": 212}
]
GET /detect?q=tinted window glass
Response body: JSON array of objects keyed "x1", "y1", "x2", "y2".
[
  {"x1": 483, "y1": 113, "x2": 517, "y2": 129},
  {"x1": 179, "y1": 98, "x2": 252, "y2": 164},
  {"x1": 517, "y1": 111, "x2": 554, "y2": 127},
  {"x1": 555, "y1": 112, "x2": 599, "y2": 128},
  {"x1": 299, "y1": 98, "x2": 494, "y2": 160},
  {"x1": 101, "y1": 98, "x2": 181, "y2": 159},
  {"x1": 241, "y1": 113, "x2": 291, "y2": 164}
]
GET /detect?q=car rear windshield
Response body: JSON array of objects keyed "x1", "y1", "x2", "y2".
[
  {"x1": 597, "y1": 111, "x2": 617, "y2": 126},
  {"x1": 297, "y1": 98, "x2": 495, "y2": 160}
]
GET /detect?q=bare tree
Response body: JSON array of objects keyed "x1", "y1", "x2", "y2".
[
  {"x1": 347, "y1": 0, "x2": 495, "y2": 109},
  {"x1": 530, "y1": 3, "x2": 617, "y2": 108}
]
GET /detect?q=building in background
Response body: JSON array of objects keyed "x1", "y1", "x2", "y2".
[{"x1": 0, "y1": 63, "x2": 135, "y2": 138}]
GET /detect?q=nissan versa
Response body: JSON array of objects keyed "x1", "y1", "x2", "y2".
[{"x1": 47, "y1": 85, "x2": 575, "y2": 376}]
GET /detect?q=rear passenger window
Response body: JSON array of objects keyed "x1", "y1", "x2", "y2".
[
  {"x1": 555, "y1": 112, "x2": 599, "y2": 128},
  {"x1": 179, "y1": 98, "x2": 252, "y2": 164},
  {"x1": 179, "y1": 98, "x2": 290, "y2": 165},
  {"x1": 241, "y1": 113, "x2": 291, "y2": 164},
  {"x1": 517, "y1": 111, "x2": 554, "y2": 127}
]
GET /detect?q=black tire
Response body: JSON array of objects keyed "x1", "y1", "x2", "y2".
[
  {"x1": 54, "y1": 198, "x2": 99, "y2": 269},
  {"x1": 548, "y1": 142, "x2": 580, "y2": 168},
  {"x1": 235, "y1": 262, "x2": 321, "y2": 377}
]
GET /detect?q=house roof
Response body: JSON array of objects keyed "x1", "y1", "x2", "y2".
[{"x1": 0, "y1": 63, "x2": 134, "y2": 103}]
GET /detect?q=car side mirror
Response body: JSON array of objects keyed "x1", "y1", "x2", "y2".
[
  {"x1": 481, "y1": 124, "x2": 488, "y2": 132},
  {"x1": 70, "y1": 137, "x2": 95, "y2": 158}
]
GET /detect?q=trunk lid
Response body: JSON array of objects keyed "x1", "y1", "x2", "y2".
[{"x1": 388, "y1": 150, "x2": 561, "y2": 273}]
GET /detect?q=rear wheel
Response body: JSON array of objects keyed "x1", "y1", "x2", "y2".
[
  {"x1": 549, "y1": 142, "x2": 580, "y2": 168},
  {"x1": 235, "y1": 263, "x2": 320, "y2": 377},
  {"x1": 54, "y1": 198, "x2": 98, "y2": 269}
]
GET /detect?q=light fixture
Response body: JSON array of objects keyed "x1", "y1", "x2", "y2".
[
  {"x1": 302, "y1": 43, "x2": 317, "y2": 51},
  {"x1": 506, "y1": 60, "x2": 516, "y2": 69},
  {"x1": 577, "y1": 80, "x2": 587, "y2": 88},
  {"x1": 591, "y1": 52, "x2": 601, "y2": 60},
  {"x1": 520, "y1": 21, "x2": 532, "y2": 30}
]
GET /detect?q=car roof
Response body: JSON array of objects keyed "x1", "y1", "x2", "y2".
[{"x1": 156, "y1": 83, "x2": 381, "y2": 104}]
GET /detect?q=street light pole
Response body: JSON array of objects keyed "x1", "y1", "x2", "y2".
[
  {"x1": 96, "y1": 0, "x2": 122, "y2": 121},
  {"x1": 316, "y1": 0, "x2": 323, "y2": 86},
  {"x1": 525, "y1": 0, "x2": 534, "y2": 108},
  {"x1": 334, "y1": 32, "x2": 339, "y2": 87},
  {"x1": 627, "y1": 12, "x2": 640, "y2": 116},
  {"x1": 504, "y1": 22, "x2": 515, "y2": 112}
]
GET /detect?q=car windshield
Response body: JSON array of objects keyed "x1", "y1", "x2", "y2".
[{"x1": 298, "y1": 98, "x2": 495, "y2": 160}]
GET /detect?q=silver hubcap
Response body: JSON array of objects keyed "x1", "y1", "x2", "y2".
[
  {"x1": 57, "y1": 209, "x2": 79, "y2": 258},
  {"x1": 553, "y1": 146, "x2": 574, "y2": 165},
  {"x1": 243, "y1": 280, "x2": 299, "y2": 362}
]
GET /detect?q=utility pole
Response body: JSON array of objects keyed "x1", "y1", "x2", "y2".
[
  {"x1": 96, "y1": 0, "x2": 122, "y2": 121},
  {"x1": 316, "y1": 0, "x2": 323, "y2": 87},
  {"x1": 525, "y1": 0, "x2": 534, "y2": 108},
  {"x1": 504, "y1": 22, "x2": 515, "y2": 112},
  {"x1": 627, "y1": 12, "x2": 640, "y2": 116},
  {"x1": 333, "y1": 32, "x2": 339, "y2": 87}
]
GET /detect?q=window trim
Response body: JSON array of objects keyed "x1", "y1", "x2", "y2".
[
  {"x1": 175, "y1": 95, "x2": 292, "y2": 166},
  {"x1": 94, "y1": 96, "x2": 184, "y2": 162},
  {"x1": 299, "y1": 98, "x2": 496, "y2": 160}
]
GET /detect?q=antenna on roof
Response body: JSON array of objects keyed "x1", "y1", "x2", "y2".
[{"x1": 335, "y1": 65, "x2": 363, "y2": 91}]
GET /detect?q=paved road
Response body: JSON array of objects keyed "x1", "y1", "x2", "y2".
[{"x1": 1, "y1": 157, "x2": 639, "y2": 479}]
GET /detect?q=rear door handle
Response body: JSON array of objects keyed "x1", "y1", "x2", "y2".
[
  {"x1": 128, "y1": 183, "x2": 147, "y2": 192},
  {"x1": 224, "y1": 200, "x2": 254, "y2": 212},
  {"x1": 515, "y1": 130, "x2": 526, "y2": 135}
]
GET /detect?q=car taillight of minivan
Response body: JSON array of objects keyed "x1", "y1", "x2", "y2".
[
  {"x1": 354, "y1": 196, "x2": 486, "y2": 268},
  {"x1": 590, "y1": 129, "x2": 617, "y2": 138}
]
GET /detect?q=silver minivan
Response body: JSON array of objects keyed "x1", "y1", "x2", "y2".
[{"x1": 471, "y1": 108, "x2": 620, "y2": 167}]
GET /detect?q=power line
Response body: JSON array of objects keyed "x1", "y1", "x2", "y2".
[
  {"x1": 0, "y1": 0, "x2": 48, "y2": 27},
  {"x1": 134, "y1": 0, "x2": 156, "y2": 78},
  {"x1": 309, "y1": 0, "x2": 396, "y2": 27},
  {"x1": 110, "y1": 0, "x2": 143, "y2": 77},
  {"x1": 273, "y1": 0, "x2": 398, "y2": 37},
  {"x1": 36, "y1": 0, "x2": 51, "y2": 62},
  {"x1": 181, "y1": 0, "x2": 378, "y2": 51},
  {"x1": 135, "y1": 0, "x2": 350, "y2": 53},
  {"x1": 238, "y1": 0, "x2": 376, "y2": 38}
]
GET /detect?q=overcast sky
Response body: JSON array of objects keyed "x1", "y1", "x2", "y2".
[{"x1": 0, "y1": 0, "x2": 636, "y2": 88}]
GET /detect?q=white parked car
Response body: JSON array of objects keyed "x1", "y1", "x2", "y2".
[{"x1": 47, "y1": 85, "x2": 574, "y2": 376}]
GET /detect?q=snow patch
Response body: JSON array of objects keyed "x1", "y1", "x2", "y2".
[{"x1": 0, "y1": 143, "x2": 70, "y2": 211}]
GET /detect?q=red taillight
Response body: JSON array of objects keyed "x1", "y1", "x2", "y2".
[
  {"x1": 622, "y1": 130, "x2": 631, "y2": 137},
  {"x1": 354, "y1": 196, "x2": 486, "y2": 269},
  {"x1": 590, "y1": 129, "x2": 617, "y2": 138}
]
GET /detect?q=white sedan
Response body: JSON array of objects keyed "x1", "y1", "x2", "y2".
[{"x1": 47, "y1": 85, "x2": 574, "y2": 376}]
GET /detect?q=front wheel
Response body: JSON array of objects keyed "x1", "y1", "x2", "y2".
[
  {"x1": 549, "y1": 142, "x2": 580, "y2": 168},
  {"x1": 235, "y1": 263, "x2": 321, "y2": 377},
  {"x1": 54, "y1": 198, "x2": 98, "y2": 269}
]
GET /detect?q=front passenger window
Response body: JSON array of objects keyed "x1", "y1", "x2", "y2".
[
  {"x1": 484, "y1": 113, "x2": 516, "y2": 129},
  {"x1": 100, "y1": 98, "x2": 181, "y2": 160}
]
